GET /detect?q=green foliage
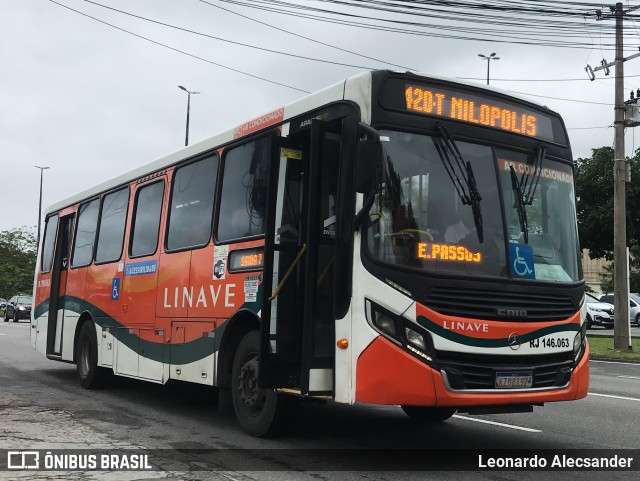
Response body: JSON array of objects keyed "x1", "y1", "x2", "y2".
[
  {"x1": 574, "y1": 146, "x2": 640, "y2": 261},
  {"x1": 0, "y1": 228, "x2": 37, "y2": 299},
  {"x1": 599, "y1": 261, "x2": 640, "y2": 293}
]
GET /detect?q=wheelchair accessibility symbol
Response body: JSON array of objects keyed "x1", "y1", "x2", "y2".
[
  {"x1": 111, "y1": 278, "x2": 120, "y2": 300},
  {"x1": 509, "y1": 243, "x2": 535, "y2": 279}
]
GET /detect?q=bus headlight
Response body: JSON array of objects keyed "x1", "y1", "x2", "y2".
[
  {"x1": 371, "y1": 310, "x2": 397, "y2": 337},
  {"x1": 365, "y1": 300, "x2": 437, "y2": 367},
  {"x1": 405, "y1": 327, "x2": 426, "y2": 351},
  {"x1": 573, "y1": 332, "x2": 582, "y2": 354},
  {"x1": 574, "y1": 322, "x2": 588, "y2": 363}
]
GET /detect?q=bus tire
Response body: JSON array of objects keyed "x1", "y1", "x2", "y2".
[
  {"x1": 401, "y1": 406, "x2": 456, "y2": 423},
  {"x1": 231, "y1": 331, "x2": 287, "y2": 437},
  {"x1": 76, "y1": 321, "x2": 107, "y2": 389}
]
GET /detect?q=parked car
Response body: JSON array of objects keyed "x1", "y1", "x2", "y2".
[
  {"x1": 585, "y1": 293, "x2": 614, "y2": 329},
  {"x1": 3, "y1": 295, "x2": 33, "y2": 322},
  {"x1": 599, "y1": 293, "x2": 640, "y2": 326},
  {"x1": 0, "y1": 298, "x2": 6, "y2": 310}
]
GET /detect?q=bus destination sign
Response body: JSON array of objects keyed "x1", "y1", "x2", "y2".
[
  {"x1": 405, "y1": 84, "x2": 537, "y2": 137},
  {"x1": 379, "y1": 77, "x2": 565, "y2": 143}
]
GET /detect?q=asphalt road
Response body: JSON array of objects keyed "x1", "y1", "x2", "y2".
[{"x1": 1, "y1": 320, "x2": 639, "y2": 481}]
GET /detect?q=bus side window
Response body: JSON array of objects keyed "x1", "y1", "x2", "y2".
[
  {"x1": 130, "y1": 181, "x2": 164, "y2": 258},
  {"x1": 95, "y1": 188, "x2": 129, "y2": 264},
  {"x1": 166, "y1": 155, "x2": 218, "y2": 251},
  {"x1": 71, "y1": 198, "x2": 100, "y2": 268},
  {"x1": 217, "y1": 136, "x2": 270, "y2": 242},
  {"x1": 41, "y1": 214, "x2": 59, "y2": 273}
]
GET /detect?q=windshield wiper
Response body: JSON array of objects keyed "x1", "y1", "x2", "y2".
[
  {"x1": 433, "y1": 124, "x2": 484, "y2": 243},
  {"x1": 521, "y1": 145, "x2": 546, "y2": 205},
  {"x1": 509, "y1": 165, "x2": 529, "y2": 244},
  {"x1": 508, "y1": 145, "x2": 546, "y2": 244}
]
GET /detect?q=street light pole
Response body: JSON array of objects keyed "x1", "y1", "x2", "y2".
[
  {"x1": 178, "y1": 85, "x2": 200, "y2": 146},
  {"x1": 478, "y1": 53, "x2": 500, "y2": 85},
  {"x1": 35, "y1": 165, "x2": 50, "y2": 244}
]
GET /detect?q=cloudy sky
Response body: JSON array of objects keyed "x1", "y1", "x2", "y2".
[{"x1": 2, "y1": 0, "x2": 638, "y2": 234}]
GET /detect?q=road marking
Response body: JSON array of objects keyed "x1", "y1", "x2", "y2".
[
  {"x1": 453, "y1": 414, "x2": 541, "y2": 433},
  {"x1": 617, "y1": 375, "x2": 640, "y2": 380},
  {"x1": 589, "y1": 392, "x2": 640, "y2": 402},
  {"x1": 0, "y1": 333, "x2": 5, "y2": 336},
  {"x1": 591, "y1": 360, "x2": 640, "y2": 366}
]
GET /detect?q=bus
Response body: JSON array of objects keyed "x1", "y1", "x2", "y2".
[{"x1": 32, "y1": 70, "x2": 589, "y2": 437}]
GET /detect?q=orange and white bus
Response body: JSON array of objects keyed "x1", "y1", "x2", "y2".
[{"x1": 33, "y1": 70, "x2": 588, "y2": 436}]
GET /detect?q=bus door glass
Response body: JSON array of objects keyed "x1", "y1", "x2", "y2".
[
  {"x1": 47, "y1": 214, "x2": 74, "y2": 357},
  {"x1": 260, "y1": 119, "x2": 342, "y2": 395}
]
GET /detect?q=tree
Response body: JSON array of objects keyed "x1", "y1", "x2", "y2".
[
  {"x1": 0, "y1": 227, "x2": 37, "y2": 299},
  {"x1": 574, "y1": 147, "x2": 640, "y2": 259}
]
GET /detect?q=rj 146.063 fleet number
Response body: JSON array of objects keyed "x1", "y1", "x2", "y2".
[{"x1": 529, "y1": 337, "x2": 570, "y2": 349}]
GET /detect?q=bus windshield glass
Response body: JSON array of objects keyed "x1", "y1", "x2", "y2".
[{"x1": 366, "y1": 130, "x2": 580, "y2": 282}]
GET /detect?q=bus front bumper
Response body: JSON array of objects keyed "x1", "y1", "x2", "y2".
[{"x1": 355, "y1": 336, "x2": 589, "y2": 407}]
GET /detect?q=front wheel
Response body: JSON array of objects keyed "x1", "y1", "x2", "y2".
[
  {"x1": 13, "y1": 311, "x2": 19, "y2": 322},
  {"x1": 231, "y1": 331, "x2": 289, "y2": 437},
  {"x1": 585, "y1": 315, "x2": 592, "y2": 329},
  {"x1": 636, "y1": 314, "x2": 640, "y2": 326},
  {"x1": 3, "y1": 310, "x2": 8, "y2": 322},
  {"x1": 401, "y1": 405, "x2": 456, "y2": 423},
  {"x1": 76, "y1": 321, "x2": 107, "y2": 389}
]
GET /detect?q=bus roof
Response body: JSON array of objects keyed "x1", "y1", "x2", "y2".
[{"x1": 45, "y1": 70, "x2": 552, "y2": 215}]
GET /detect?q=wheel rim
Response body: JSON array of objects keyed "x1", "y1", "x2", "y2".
[{"x1": 237, "y1": 353, "x2": 266, "y2": 415}]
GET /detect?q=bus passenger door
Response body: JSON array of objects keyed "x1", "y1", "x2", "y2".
[
  {"x1": 46, "y1": 214, "x2": 74, "y2": 358},
  {"x1": 260, "y1": 119, "x2": 342, "y2": 396}
]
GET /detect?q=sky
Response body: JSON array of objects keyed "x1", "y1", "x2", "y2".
[{"x1": 1, "y1": 0, "x2": 639, "y2": 234}]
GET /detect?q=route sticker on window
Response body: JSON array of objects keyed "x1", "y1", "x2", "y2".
[
  {"x1": 509, "y1": 242, "x2": 535, "y2": 279},
  {"x1": 213, "y1": 257, "x2": 226, "y2": 280}
]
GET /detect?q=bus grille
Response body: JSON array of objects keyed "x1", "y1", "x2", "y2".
[
  {"x1": 424, "y1": 287, "x2": 577, "y2": 321},
  {"x1": 437, "y1": 351, "x2": 574, "y2": 391}
]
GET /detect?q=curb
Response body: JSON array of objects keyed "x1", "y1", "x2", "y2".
[{"x1": 589, "y1": 355, "x2": 640, "y2": 363}]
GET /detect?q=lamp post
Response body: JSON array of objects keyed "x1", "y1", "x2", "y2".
[
  {"x1": 35, "y1": 165, "x2": 50, "y2": 244},
  {"x1": 478, "y1": 53, "x2": 500, "y2": 85},
  {"x1": 178, "y1": 85, "x2": 200, "y2": 146}
]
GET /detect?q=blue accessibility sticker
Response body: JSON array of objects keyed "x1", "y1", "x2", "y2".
[
  {"x1": 509, "y1": 242, "x2": 535, "y2": 279},
  {"x1": 111, "y1": 278, "x2": 120, "y2": 300},
  {"x1": 125, "y1": 260, "x2": 158, "y2": 277}
]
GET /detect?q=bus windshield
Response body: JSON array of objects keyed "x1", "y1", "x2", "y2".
[{"x1": 366, "y1": 130, "x2": 580, "y2": 282}]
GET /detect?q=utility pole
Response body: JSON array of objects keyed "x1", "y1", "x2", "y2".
[
  {"x1": 612, "y1": 3, "x2": 629, "y2": 351},
  {"x1": 35, "y1": 165, "x2": 50, "y2": 246},
  {"x1": 178, "y1": 86, "x2": 200, "y2": 146},
  {"x1": 586, "y1": 2, "x2": 638, "y2": 351}
]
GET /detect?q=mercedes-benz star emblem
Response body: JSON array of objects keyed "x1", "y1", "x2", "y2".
[{"x1": 508, "y1": 332, "x2": 520, "y2": 351}]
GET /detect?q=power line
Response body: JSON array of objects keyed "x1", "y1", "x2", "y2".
[
  {"x1": 47, "y1": 0, "x2": 310, "y2": 93},
  {"x1": 198, "y1": 0, "x2": 415, "y2": 70},
  {"x1": 79, "y1": 0, "x2": 380, "y2": 70}
]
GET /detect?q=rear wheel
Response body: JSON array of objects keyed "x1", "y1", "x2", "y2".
[
  {"x1": 401, "y1": 406, "x2": 456, "y2": 423},
  {"x1": 231, "y1": 331, "x2": 289, "y2": 437},
  {"x1": 76, "y1": 321, "x2": 108, "y2": 389}
]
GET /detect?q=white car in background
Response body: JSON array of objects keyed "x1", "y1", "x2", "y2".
[
  {"x1": 585, "y1": 293, "x2": 614, "y2": 329},
  {"x1": 599, "y1": 293, "x2": 640, "y2": 326}
]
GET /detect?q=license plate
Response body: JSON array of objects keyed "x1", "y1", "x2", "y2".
[{"x1": 495, "y1": 372, "x2": 533, "y2": 389}]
